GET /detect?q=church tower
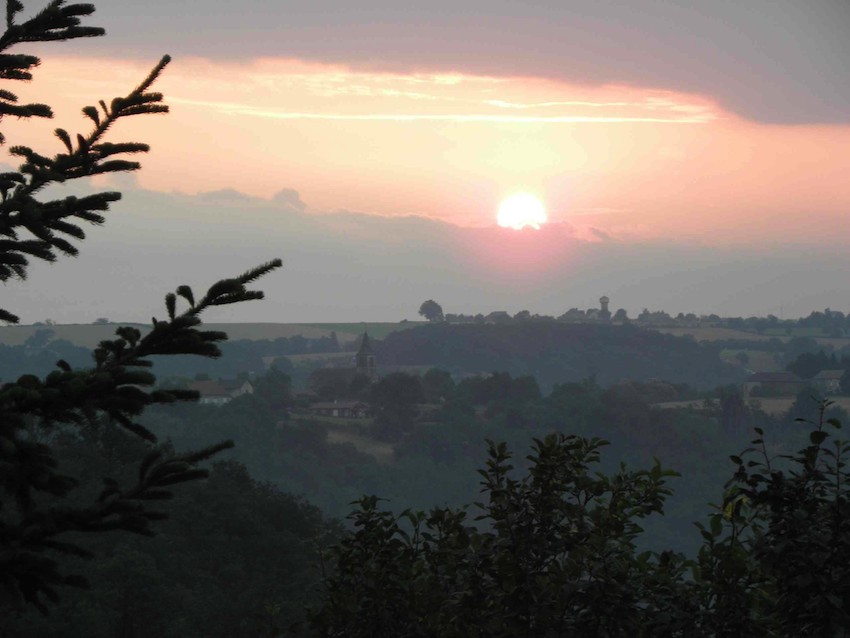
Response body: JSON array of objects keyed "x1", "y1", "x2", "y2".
[{"x1": 355, "y1": 331, "x2": 377, "y2": 379}]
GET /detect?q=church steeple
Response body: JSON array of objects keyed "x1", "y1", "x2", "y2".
[{"x1": 355, "y1": 331, "x2": 376, "y2": 379}]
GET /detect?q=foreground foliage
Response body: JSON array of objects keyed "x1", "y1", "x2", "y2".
[
  {"x1": 0, "y1": 1, "x2": 280, "y2": 611},
  {"x1": 310, "y1": 405, "x2": 850, "y2": 637},
  {"x1": 2, "y1": 419, "x2": 337, "y2": 638}
]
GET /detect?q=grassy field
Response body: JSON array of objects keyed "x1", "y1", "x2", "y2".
[
  {"x1": 277, "y1": 352, "x2": 354, "y2": 363},
  {"x1": 655, "y1": 327, "x2": 779, "y2": 342},
  {"x1": 6, "y1": 320, "x2": 845, "y2": 352},
  {"x1": 750, "y1": 397, "x2": 850, "y2": 416},
  {"x1": 0, "y1": 321, "x2": 424, "y2": 348},
  {"x1": 719, "y1": 349, "x2": 781, "y2": 373},
  {"x1": 300, "y1": 322, "x2": 425, "y2": 340},
  {"x1": 0, "y1": 323, "x2": 151, "y2": 348},
  {"x1": 326, "y1": 428, "x2": 394, "y2": 463},
  {"x1": 656, "y1": 326, "x2": 850, "y2": 349},
  {"x1": 297, "y1": 413, "x2": 395, "y2": 462},
  {"x1": 654, "y1": 397, "x2": 850, "y2": 416}
]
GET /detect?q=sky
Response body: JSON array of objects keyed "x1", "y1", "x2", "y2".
[{"x1": 4, "y1": 1, "x2": 850, "y2": 323}]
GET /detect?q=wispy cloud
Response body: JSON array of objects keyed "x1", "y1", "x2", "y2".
[
  {"x1": 168, "y1": 96, "x2": 714, "y2": 124},
  {"x1": 158, "y1": 60, "x2": 720, "y2": 124}
]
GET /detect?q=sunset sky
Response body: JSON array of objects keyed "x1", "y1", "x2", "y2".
[{"x1": 5, "y1": 1, "x2": 850, "y2": 323}]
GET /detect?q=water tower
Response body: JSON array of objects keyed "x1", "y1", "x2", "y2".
[{"x1": 599, "y1": 296, "x2": 611, "y2": 321}]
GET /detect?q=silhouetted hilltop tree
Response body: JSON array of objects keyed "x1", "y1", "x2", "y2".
[
  {"x1": 418, "y1": 299, "x2": 444, "y2": 322},
  {"x1": 0, "y1": 1, "x2": 280, "y2": 611}
]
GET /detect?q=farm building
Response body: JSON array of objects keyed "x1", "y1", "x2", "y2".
[
  {"x1": 188, "y1": 379, "x2": 254, "y2": 405},
  {"x1": 742, "y1": 371, "x2": 805, "y2": 398},
  {"x1": 310, "y1": 401, "x2": 372, "y2": 419},
  {"x1": 812, "y1": 369, "x2": 845, "y2": 395}
]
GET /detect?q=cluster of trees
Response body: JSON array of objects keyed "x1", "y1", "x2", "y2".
[
  {"x1": 375, "y1": 322, "x2": 742, "y2": 391},
  {"x1": 786, "y1": 350, "x2": 850, "y2": 392},
  {"x1": 419, "y1": 299, "x2": 850, "y2": 337},
  {"x1": 0, "y1": 329, "x2": 92, "y2": 380},
  {"x1": 0, "y1": 326, "x2": 344, "y2": 386},
  {"x1": 310, "y1": 410, "x2": 850, "y2": 636},
  {"x1": 723, "y1": 308, "x2": 849, "y2": 338},
  {"x1": 145, "y1": 360, "x2": 832, "y2": 554},
  {"x1": 3, "y1": 424, "x2": 335, "y2": 637}
]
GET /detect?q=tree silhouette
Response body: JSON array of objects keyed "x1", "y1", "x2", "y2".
[
  {"x1": 418, "y1": 299, "x2": 443, "y2": 322},
  {"x1": 0, "y1": 1, "x2": 280, "y2": 611}
]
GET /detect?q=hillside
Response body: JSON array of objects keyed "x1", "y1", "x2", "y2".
[
  {"x1": 375, "y1": 322, "x2": 743, "y2": 390},
  {"x1": 0, "y1": 321, "x2": 423, "y2": 348}
]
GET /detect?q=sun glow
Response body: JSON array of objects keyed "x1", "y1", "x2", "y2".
[{"x1": 497, "y1": 193, "x2": 547, "y2": 230}]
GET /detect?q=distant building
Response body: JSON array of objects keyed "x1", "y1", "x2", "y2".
[
  {"x1": 812, "y1": 369, "x2": 845, "y2": 395},
  {"x1": 355, "y1": 331, "x2": 377, "y2": 379},
  {"x1": 188, "y1": 378, "x2": 254, "y2": 406},
  {"x1": 310, "y1": 400, "x2": 372, "y2": 419},
  {"x1": 599, "y1": 296, "x2": 611, "y2": 321},
  {"x1": 221, "y1": 378, "x2": 254, "y2": 398},
  {"x1": 742, "y1": 371, "x2": 805, "y2": 398}
]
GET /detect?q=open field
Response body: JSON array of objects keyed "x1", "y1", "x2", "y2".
[
  {"x1": 300, "y1": 322, "x2": 425, "y2": 340},
  {"x1": 0, "y1": 323, "x2": 150, "y2": 348},
  {"x1": 299, "y1": 414, "x2": 395, "y2": 463},
  {"x1": 0, "y1": 321, "x2": 423, "y2": 348},
  {"x1": 654, "y1": 397, "x2": 850, "y2": 416},
  {"x1": 326, "y1": 428, "x2": 394, "y2": 463},
  {"x1": 655, "y1": 326, "x2": 850, "y2": 349},
  {"x1": 751, "y1": 397, "x2": 850, "y2": 416},
  {"x1": 273, "y1": 352, "x2": 354, "y2": 364},
  {"x1": 719, "y1": 349, "x2": 781, "y2": 373},
  {"x1": 655, "y1": 327, "x2": 780, "y2": 342}
]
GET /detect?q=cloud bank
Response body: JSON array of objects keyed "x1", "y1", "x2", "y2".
[
  {"x1": 60, "y1": 0, "x2": 850, "y2": 125},
  {"x1": 5, "y1": 184, "x2": 849, "y2": 325}
]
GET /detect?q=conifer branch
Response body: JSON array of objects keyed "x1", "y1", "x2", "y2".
[
  {"x1": 0, "y1": 46, "x2": 171, "y2": 322},
  {"x1": 0, "y1": 2, "x2": 284, "y2": 612}
]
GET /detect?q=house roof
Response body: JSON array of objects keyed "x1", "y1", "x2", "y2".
[
  {"x1": 220, "y1": 378, "x2": 252, "y2": 391},
  {"x1": 814, "y1": 369, "x2": 845, "y2": 381},
  {"x1": 188, "y1": 380, "x2": 230, "y2": 397},
  {"x1": 747, "y1": 372, "x2": 802, "y2": 383},
  {"x1": 311, "y1": 401, "x2": 370, "y2": 410}
]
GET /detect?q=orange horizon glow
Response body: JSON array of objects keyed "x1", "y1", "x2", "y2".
[{"x1": 5, "y1": 55, "x2": 850, "y2": 246}]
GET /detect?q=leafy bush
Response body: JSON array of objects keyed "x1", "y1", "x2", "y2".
[{"x1": 310, "y1": 402, "x2": 850, "y2": 637}]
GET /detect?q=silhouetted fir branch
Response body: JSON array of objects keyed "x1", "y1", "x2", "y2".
[
  {"x1": 0, "y1": 6, "x2": 173, "y2": 322},
  {"x1": 0, "y1": 0, "x2": 282, "y2": 613}
]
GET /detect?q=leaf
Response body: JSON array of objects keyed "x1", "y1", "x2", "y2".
[
  {"x1": 710, "y1": 514, "x2": 722, "y2": 537},
  {"x1": 810, "y1": 430, "x2": 829, "y2": 445}
]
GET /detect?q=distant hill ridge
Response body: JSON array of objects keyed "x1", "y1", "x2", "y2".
[
  {"x1": 0, "y1": 322, "x2": 423, "y2": 348},
  {"x1": 374, "y1": 322, "x2": 743, "y2": 391}
]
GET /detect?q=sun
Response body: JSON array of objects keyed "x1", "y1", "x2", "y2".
[{"x1": 497, "y1": 193, "x2": 547, "y2": 230}]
